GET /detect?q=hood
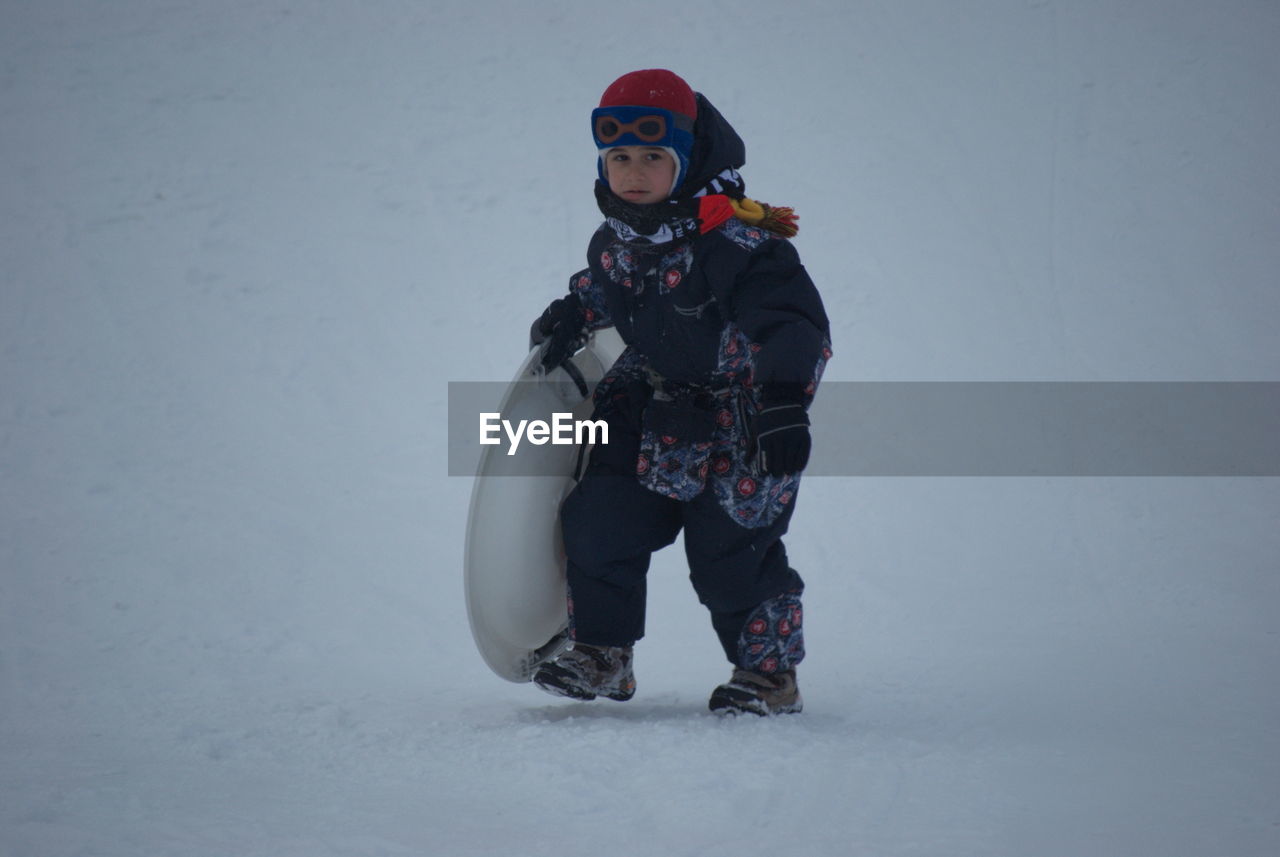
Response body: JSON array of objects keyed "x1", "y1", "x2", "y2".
[{"x1": 678, "y1": 93, "x2": 747, "y2": 198}]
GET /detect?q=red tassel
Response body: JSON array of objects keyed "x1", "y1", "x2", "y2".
[{"x1": 760, "y1": 204, "x2": 799, "y2": 238}]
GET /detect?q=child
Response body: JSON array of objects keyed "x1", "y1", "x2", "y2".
[{"x1": 530, "y1": 69, "x2": 831, "y2": 716}]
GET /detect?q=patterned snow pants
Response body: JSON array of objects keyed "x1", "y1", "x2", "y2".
[{"x1": 560, "y1": 408, "x2": 805, "y2": 673}]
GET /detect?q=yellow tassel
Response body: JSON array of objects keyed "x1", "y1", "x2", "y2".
[{"x1": 728, "y1": 197, "x2": 799, "y2": 238}]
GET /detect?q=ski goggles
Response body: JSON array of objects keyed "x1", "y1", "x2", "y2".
[{"x1": 591, "y1": 105, "x2": 694, "y2": 150}]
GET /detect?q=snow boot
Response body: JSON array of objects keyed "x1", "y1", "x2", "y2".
[
  {"x1": 708, "y1": 669, "x2": 802, "y2": 716},
  {"x1": 533, "y1": 643, "x2": 636, "y2": 701}
]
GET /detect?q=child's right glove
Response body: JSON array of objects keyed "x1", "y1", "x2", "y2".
[
  {"x1": 529, "y1": 293, "x2": 587, "y2": 372},
  {"x1": 749, "y1": 385, "x2": 812, "y2": 477}
]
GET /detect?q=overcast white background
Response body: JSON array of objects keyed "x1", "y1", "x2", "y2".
[{"x1": 2, "y1": 1, "x2": 1278, "y2": 855}]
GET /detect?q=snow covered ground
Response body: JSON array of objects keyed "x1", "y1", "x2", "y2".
[{"x1": 2, "y1": 1, "x2": 1278, "y2": 855}]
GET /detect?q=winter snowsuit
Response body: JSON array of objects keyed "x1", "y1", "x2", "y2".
[{"x1": 558, "y1": 94, "x2": 830, "y2": 672}]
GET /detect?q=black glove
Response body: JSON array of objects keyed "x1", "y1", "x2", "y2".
[
  {"x1": 749, "y1": 386, "x2": 812, "y2": 477},
  {"x1": 530, "y1": 293, "x2": 587, "y2": 371}
]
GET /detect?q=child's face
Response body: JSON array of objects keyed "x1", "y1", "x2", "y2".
[{"x1": 603, "y1": 146, "x2": 677, "y2": 205}]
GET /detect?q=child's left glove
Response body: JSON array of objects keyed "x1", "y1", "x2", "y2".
[{"x1": 749, "y1": 387, "x2": 812, "y2": 477}]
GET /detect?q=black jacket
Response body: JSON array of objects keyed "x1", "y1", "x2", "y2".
[
  {"x1": 581, "y1": 92, "x2": 829, "y2": 393},
  {"x1": 553, "y1": 94, "x2": 832, "y2": 526},
  {"x1": 585, "y1": 217, "x2": 828, "y2": 391}
]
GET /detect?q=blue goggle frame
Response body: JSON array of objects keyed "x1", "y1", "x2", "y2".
[{"x1": 591, "y1": 105, "x2": 694, "y2": 151}]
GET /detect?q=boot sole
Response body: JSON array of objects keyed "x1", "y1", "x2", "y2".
[
  {"x1": 533, "y1": 664, "x2": 635, "y2": 702},
  {"x1": 709, "y1": 687, "x2": 803, "y2": 717}
]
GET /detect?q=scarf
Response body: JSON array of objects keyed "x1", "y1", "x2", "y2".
[{"x1": 596, "y1": 167, "x2": 799, "y2": 246}]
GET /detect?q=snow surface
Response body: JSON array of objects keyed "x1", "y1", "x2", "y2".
[{"x1": 2, "y1": 1, "x2": 1279, "y2": 855}]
